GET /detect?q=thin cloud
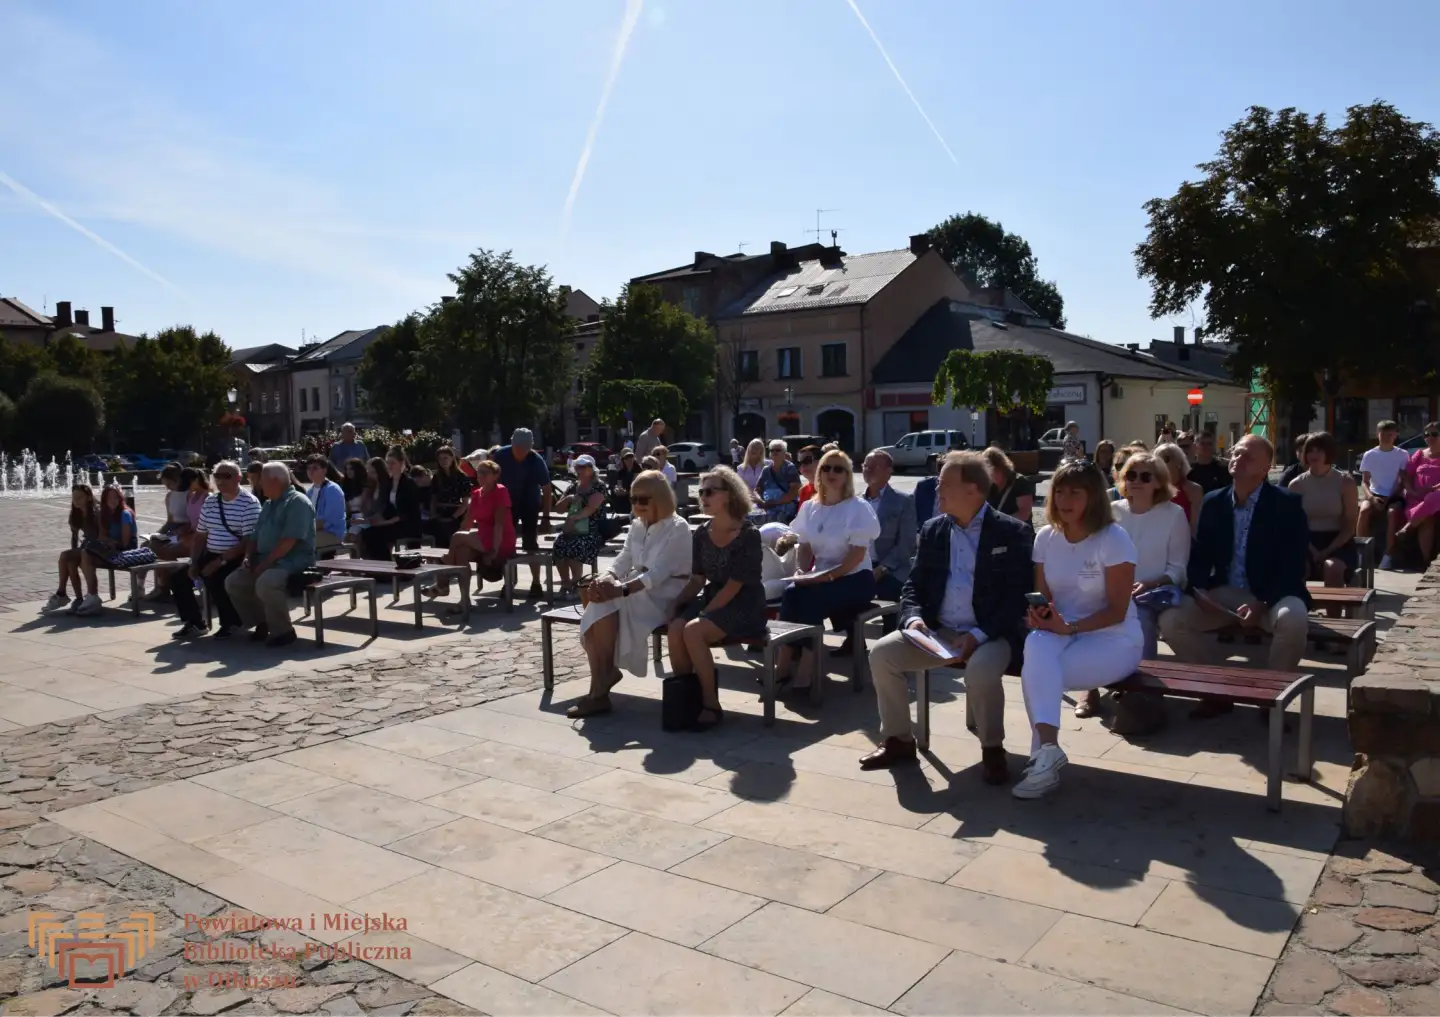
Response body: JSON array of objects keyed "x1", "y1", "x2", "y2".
[
  {"x1": 0, "y1": 169, "x2": 185, "y2": 295},
  {"x1": 842, "y1": 0, "x2": 958, "y2": 166},
  {"x1": 562, "y1": 0, "x2": 645, "y2": 235}
]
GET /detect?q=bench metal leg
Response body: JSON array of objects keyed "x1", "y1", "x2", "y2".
[
  {"x1": 762, "y1": 644, "x2": 777, "y2": 727},
  {"x1": 1267, "y1": 703, "x2": 1285, "y2": 812},
  {"x1": 652, "y1": 631, "x2": 663, "y2": 671},
  {"x1": 850, "y1": 618, "x2": 867, "y2": 693},
  {"x1": 809, "y1": 626, "x2": 824, "y2": 706},
  {"x1": 542, "y1": 617, "x2": 555, "y2": 690},
  {"x1": 368, "y1": 589, "x2": 378, "y2": 638},
  {"x1": 314, "y1": 595, "x2": 327, "y2": 647},
  {"x1": 350, "y1": 588, "x2": 358, "y2": 611},
  {"x1": 108, "y1": 569, "x2": 115, "y2": 600},
  {"x1": 1289, "y1": 686, "x2": 1315, "y2": 783},
  {"x1": 131, "y1": 571, "x2": 142, "y2": 617},
  {"x1": 914, "y1": 671, "x2": 930, "y2": 751},
  {"x1": 503, "y1": 562, "x2": 515, "y2": 613},
  {"x1": 412, "y1": 582, "x2": 423, "y2": 629}
]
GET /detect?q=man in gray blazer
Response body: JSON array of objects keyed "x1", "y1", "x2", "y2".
[{"x1": 862, "y1": 449, "x2": 917, "y2": 630}]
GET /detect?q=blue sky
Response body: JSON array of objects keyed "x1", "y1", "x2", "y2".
[{"x1": 2, "y1": 0, "x2": 1437, "y2": 351}]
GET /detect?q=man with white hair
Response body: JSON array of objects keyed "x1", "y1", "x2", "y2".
[
  {"x1": 225, "y1": 461, "x2": 316, "y2": 647},
  {"x1": 493, "y1": 428, "x2": 553, "y2": 599},
  {"x1": 169, "y1": 460, "x2": 258, "y2": 640},
  {"x1": 329, "y1": 422, "x2": 368, "y2": 473},
  {"x1": 635, "y1": 419, "x2": 665, "y2": 460}
]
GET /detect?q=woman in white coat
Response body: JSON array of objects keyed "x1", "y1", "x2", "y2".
[{"x1": 569, "y1": 471, "x2": 692, "y2": 718}]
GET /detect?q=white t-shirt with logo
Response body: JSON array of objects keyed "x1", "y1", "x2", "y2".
[
  {"x1": 1033, "y1": 523, "x2": 1143, "y2": 646},
  {"x1": 1360, "y1": 446, "x2": 1409, "y2": 497}
]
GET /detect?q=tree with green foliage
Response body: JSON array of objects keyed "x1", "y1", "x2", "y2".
[
  {"x1": 105, "y1": 325, "x2": 232, "y2": 450},
  {"x1": 1135, "y1": 101, "x2": 1440, "y2": 439},
  {"x1": 0, "y1": 336, "x2": 55, "y2": 402},
  {"x1": 0, "y1": 392, "x2": 16, "y2": 446},
  {"x1": 926, "y1": 213, "x2": 1066, "y2": 328},
  {"x1": 596, "y1": 380, "x2": 688, "y2": 434},
  {"x1": 17, "y1": 374, "x2": 104, "y2": 456},
  {"x1": 932, "y1": 349, "x2": 1055, "y2": 416},
  {"x1": 584, "y1": 284, "x2": 717, "y2": 418},
  {"x1": 356, "y1": 314, "x2": 445, "y2": 431}
]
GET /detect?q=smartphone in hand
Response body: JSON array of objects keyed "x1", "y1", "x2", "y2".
[{"x1": 1024, "y1": 592, "x2": 1051, "y2": 613}]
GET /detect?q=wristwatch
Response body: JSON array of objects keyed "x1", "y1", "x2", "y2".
[{"x1": 622, "y1": 585, "x2": 631, "y2": 598}]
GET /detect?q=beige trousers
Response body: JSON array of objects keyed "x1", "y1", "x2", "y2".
[
  {"x1": 867, "y1": 629, "x2": 1011, "y2": 745},
  {"x1": 1158, "y1": 587, "x2": 1308, "y2": 671},
  {"x1": 224, "y1": 567, "x2": 295, "y2": 636}
]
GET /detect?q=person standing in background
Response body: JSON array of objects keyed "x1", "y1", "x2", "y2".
[
  {"x1": 1061, "y1": 421, "x2": 1084, "y2": 462},
  {"x1": 493, "y1": 428, "x2": 553, "y2": 600},
  {"x1": 1188, "y1": 432, "x2": 1230, "y2": 494},
  {"x1": 635, "y1": 418, "x2": 665, "y2": 460},
  {"x1": 328, "y1": 423, "x2": 368, "y2": 473}
]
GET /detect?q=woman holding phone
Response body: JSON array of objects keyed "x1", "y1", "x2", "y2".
[{"x1": 1015, "y1": 460, "x2": 1143, "y2": 799}]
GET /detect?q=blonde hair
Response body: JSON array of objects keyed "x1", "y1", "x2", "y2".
[
  {"x1": 743, "y1": 439, "x2": 765, "y2": 468},
  {"x1": 1114, "y1": 450, "x2": 1174, "y2": 503},
  {"x1": 981, "y1": 447, "x2": 1015, "y2": 483},
  {"x1": 1153, "y1": 442, "x2": 1191, "y2": 480},
  {"x1": 701, "y1": 465, "x2": 753, "y2": 520},
  {"x1": 629, "y1": 470, "x2": 676, "y2": 516},
  {"x1": 814, "y1": 449, "x2": 856, "y2": 504}
]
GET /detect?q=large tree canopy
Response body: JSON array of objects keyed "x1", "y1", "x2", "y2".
[
  {"x1": 583, "y1": 284, "x2": 716, "y2": 418},
  {"x1": 356, "y1": 314, "x2": 445, "y2": 432},
  {"x1": 926, "y1": 213, "x2": 1066, "y2": 328},
  {"x1": 1135, "y1": 101, "x2": 1440, "y2": 420},
  {"x1": 106, "y1": 326, "x2": 232, "y2": 451}
]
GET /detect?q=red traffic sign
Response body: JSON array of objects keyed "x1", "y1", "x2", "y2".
[{"x1": 1186, "y1": 388, "x2": 1204, "y2": 405}]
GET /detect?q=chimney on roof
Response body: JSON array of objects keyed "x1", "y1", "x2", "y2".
[
  {"x1": 909, "y1": 234, "x2": 931, "y2": 256},
  {"x1": 818, "y1": 246, "x2": 843, "y2": 268},
  {"x1": 1173, "y1": 325, "x2": 1185, "y2": 345},
  {"x1": 769, "y1": 241, "x2": 787, "y2": 256},
  {"x1": 101, "y1": 307, "x2": 114, "y2": 332},
  {"x1": 54, "y1": 301, "x2": 72, "y2": 328},
  {"x1": 694, "y1": 252, "x2": 714, "y2": 263},
  {"x1": 74, "y1": 309, "x2": 90, "y2": 327}
]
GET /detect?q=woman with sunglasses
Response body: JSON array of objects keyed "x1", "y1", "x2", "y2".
[
  {"x1": 567, "y1": 471, "x2": 691, "y2": 719},
  {"x1": 756, "y1": 440, "x2": 802, "y2": 523},
  {"x1": 775, "y1": 449, "x2": 881, "y2": 693},
  {"x1": 610, "y1": 448, "x2": 641, "y2": 514},
  {"x1": 1110, "y1": 450, "x2": 1189, "y2": 662},
  {"x1": 667, "y1": 467, "x2": 769, "y2": 729},
  {"x1": 1153, "y1": 442, "x2": 1203, "y2": 535},
  {"x1": 1398, "y1": 424, "x2": 1440, "y2": 564},
  {"x1": 795, "y1": 445, "x2": 821, "y2": 503}
]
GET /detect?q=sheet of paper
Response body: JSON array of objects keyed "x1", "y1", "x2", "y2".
[{"x1": 902, "y1": 627, "x2": 966, "y2": 662}]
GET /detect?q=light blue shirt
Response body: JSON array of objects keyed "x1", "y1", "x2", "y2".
[
  {"x1": 1227, "y1": 486, "x2": 1256, "y2": 590},
  {"x1": 937, "y1": 504, "x2": 989, "y2": 643},
  {"x1": 308, "y1": 480, "x2": 348, "y2": 540}
]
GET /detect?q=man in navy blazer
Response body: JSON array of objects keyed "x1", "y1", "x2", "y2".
[
  {"x1": 1159, "y1": 435, "x2": 1311, "y2": 690},
  {"x1": 863, "y1": 451, "x2": 1033, "y2": 782}
]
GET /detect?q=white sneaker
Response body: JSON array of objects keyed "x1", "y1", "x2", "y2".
[
  {"x1": 43, "y1": 593, "x2": 69, "y2": 613},
  {"x1": 74, "y1": 594, "x2": 103, "y2": 617},
  {"x1": 1012, "y1": 744, "x2": 1067, "y2": 799},
  {"x1": 66, "y1": 597, "x2": 84, "y2": 615},
  {"x1": 1379, "y1": 555, "x2": 1393, "y2": 571}
]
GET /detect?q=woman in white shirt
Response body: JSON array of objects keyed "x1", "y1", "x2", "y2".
[
  {"x1": 569, "y1": 471, "x2": 692, "y2": 719},
  {"x1": 1110, "y1": 449, "x2": 1190, "y2": 663},
  {"x1": 1016, "y1": 460, "x2": 1144, "y2": 800},
  {"x1": 776, "y1": 449, "x2": 882, "y2": 692},
  {"x1": 736, "y1": 439, "x2": 766, "y2": 493}
]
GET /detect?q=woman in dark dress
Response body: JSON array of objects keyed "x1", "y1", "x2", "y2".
[
  {"x1": 360, "y1": 446, "x2": 424, "y2": 559},
  {"x1": 982, "y1": 447, "x2": 1035, "y2": 524},
  {"x1": 667, "y1": 466, "x2": 768, "y2": 730},
  {"x1": 428, "y1": 446, "x2": 474, "y2": 548},
  {"x1": 610, "y1": 448, "x2": 641, "y2": 514}
]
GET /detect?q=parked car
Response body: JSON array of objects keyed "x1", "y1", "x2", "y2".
[
  {"x1": 75, "y1": 455, "x2": 109, "y2": 473},
  {"x1": 116, "y1": 453, "x2": 166, "y2": 470},
  {"x1": 159, "y1": 448, "x2": 204, "y2": 466},
  {"x1": 667, "y1": 442, "x2": 719, "y2": 472},
  {"x1": 1400, "y1": 433, "x2": 1428, "y2": 452},
  {"x1": 876, "y1": 430, "x2": 971, "y2": 472},
  {"x1": 780, "y1": 435, "x2": 829, "y2": 457},
  {"x1": 553, "y1": 443, "x2": 613, "y2": 470}
]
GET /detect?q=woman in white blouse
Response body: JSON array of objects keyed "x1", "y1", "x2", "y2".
[
  {"x1": 776, "y1": 449, "x2": 882, "y2": 692},
  {"x1": 1016, "y1": 460, "x2": 1144, "y2": 800},
  {"x1": 1110, "y1": 449, "x2": 1190, "y2": 661},
  {"x1": 569, "y1": 472, "x2": 692, "y2": 719}
]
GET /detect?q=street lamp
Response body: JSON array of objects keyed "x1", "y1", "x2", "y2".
[
  {"x1": 783, "y1": 386, "x2": 794, "y2": 407},
  {"x1": 227, "y1": 388, "x2": 238, "y2": 406},
  {"x1": 970, "y1": 409, "x2": 979, "y2": 448}
]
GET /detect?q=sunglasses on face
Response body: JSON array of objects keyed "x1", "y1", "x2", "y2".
[
  {"x1": 631, "y1": 496, "x2": 652, "y2": 507},
  {"x1": 798, "y1": 458, "x2": 815, "y2": 466},
  {"x1": 1124, "y1": 470, "x2": 1154, "y2": 483},
  {"x1": 214, "y1": 472, "x2": 237, "y2": 480},
  {"x1": 820, "y1": 464, "x2": 847, "y2": 474},
  {"x1": 699, "y1": 486, "x2": 724, "y2": 496},
  {"x1": 1428, "y1": 434, "x2": 1440, "y2": 441}
]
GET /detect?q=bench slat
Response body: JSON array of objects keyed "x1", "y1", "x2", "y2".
[{"x1": 1112, "y1": 675, "x2": 1292, "y2": 705}]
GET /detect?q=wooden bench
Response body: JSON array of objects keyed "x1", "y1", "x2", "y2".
[
  {"x1": 1306, "y1": 584, "x2": 1376, "y2": 619},
  {"x1": 846, "y1": 600, "x2": 902, "y2": 692},
  {"x1": 1110, "y1": 660, "x2": 1316, "y2": 812},
  {"x1": 303, "y1": 576, "x2": 378, "y2": 647},
  {"x1": 539, "y1": 608, "x2": 822, "y2": 726},
  {"x1": 116, "y1": 559, "x2": 191, "y2": 616},
  {"x1": 1214, "y1": 616, "x2": 1376, "y2": 678},
  {"x1": 315, "y1": 560, "x2": 469, "y2": 628},
  {"x1": 1354, "y1": 535, "x2": 1375, "y2": 589}
]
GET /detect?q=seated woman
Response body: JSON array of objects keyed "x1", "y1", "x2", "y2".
[
  {"x1": 74, "y1": 485, "x2": 139, "y2": 617},
  {"x1": 45, "y1": 484, "x2": 100, "y2": 613},
  {"x1": 551, "y1": 455, "x2": 608, "y2": 600},
  {"x1": 432, "y1": 458, "x2": 516, "y2": 600},
  {"x1": 1110, "y1": 449, "x2": 1189, "y2": 660},
  {"x1": 983, "y1": 447, "x2": 1035, "y2": 525},
  {"x1": 666, "y1": 467, "x2": 769, "y2": 729},
  {"x1": 567, "y1": 471, "x2": 692, "y2": 719},
  {"x1": 181, "y1": 468, "x2": 210, "y2": 553},
  {"x1": 1288, "y1": 430, "x2": 1359, "y2": 587},
  {"x1": 610, "y1": 448, "x2": 641, "y2": 514},
  {"x1": 246, "y1": 461, "x2": 266, "y2": 504},
  {"x1": 755, "y1": 440, "x2": 802, "y2": 524},
  {"x1": 776, "y1": 449, "x2": 881, "y2": 692},
  {"x1": 1398, "y1": 424, "x2": 1440, "y2": 564},
  {"x1": 341, "y1": 458, "x2": 375, "y2": 548},
  {"x1": 1015, "y1": 460, "x2": 1144, "y2": 799},
  {"x1": 427, "y1": 446, "x2": 474, "y2": 549},
  {"x1": 360, "y1": 447, "x2": 423, "y2": 559},
  {"x1": 736, "y1": 439, "x2": 767, "y2": 495},
  {"x1": 1153, "y1": 442, "x2": 1204, "y2": 533}
]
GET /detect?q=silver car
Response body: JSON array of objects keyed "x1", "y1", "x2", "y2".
[{"x1": 878, "y1": 430, "x2": 970, "y2": 472}]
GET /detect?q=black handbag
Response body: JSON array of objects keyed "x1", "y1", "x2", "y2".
[{"x1": 661, "y1": 673, "x2": 703, "y2": 732}]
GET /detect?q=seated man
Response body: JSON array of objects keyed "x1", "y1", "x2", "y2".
[
  {"x1": 225, "y1": 462, "x2": 317, "y2": 648},
  {"x1": 1159, "y1": 434, "x2": 1311, "y2": 715},
  {"x1": 862, "y1": 450, "x2": 917, "y2": 607},
  {"x1": 863, "y1": 451, "x2": 1033, "y2": 783}
]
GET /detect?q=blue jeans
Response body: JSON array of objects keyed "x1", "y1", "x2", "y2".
[{"x1": 779, "y1": 569, "x2": 877, "y2": 652}]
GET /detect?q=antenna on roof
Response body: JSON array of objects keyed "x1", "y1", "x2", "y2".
[
  {"x1": 805, "y1": 209, "x2": 840, "y2": 246},
  {"x1": 738, "y1": 242, "x2": 749, "y2": 253}
]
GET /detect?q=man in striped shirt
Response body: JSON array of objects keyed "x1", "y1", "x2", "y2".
[{"x1": 169, "y1": 461, "x2": 261, "y2": 640}]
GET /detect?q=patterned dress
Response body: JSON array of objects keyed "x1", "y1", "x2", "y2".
[
  {"x1": 552, "y1": 481, "x2": 608, "y2": 565},
  {"x1": 684, "y1": 521, "x2": 768, "y2": 640}
]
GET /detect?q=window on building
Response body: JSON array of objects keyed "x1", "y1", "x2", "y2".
[
  {"x1": 682, "y1": 286, "x2": 702, "y2": 316},
  {"x1": 311, "y1": 387, "x2": 320, "y2": 412},
  {"x1": 1334, "y1": 397, "x2": 1368, "y2": 444},
  {"x1": 299, "y1": 388, "x2": 307, "y2": 413},
  {"x1": 1398, "y1": 396, "x2": 1430, "y2": 440},
  {"x1": 821, "y1": 343, "x2": 847, "y2": 377},
  {"x1": 777, "y1": 347, "x2": 802, "y2": 379},
  {"x1": 260, "y1": 392, "x2": 269, "y2": 414},
  {"x1": 737, "y1": 350, "x2": 759, "y2": 382}
]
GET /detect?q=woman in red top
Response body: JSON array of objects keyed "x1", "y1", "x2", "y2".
[
  {"x1": 431, "y1": 459, "x2": 516, "y2": 599},
  {"x1": 795, "y1": 445, "x2": 821, "y2": 503}
]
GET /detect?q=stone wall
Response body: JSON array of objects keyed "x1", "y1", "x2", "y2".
[{"x1": 1345, "y1": 559, "x2": 1440, "y2": 843}]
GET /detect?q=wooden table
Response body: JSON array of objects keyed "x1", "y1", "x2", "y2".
[{"x1": 316, "y1": 559, "x2": 470, "y2": 628}]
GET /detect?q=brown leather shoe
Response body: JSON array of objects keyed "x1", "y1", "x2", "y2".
[
  {"x1": 981, "y1": 746, "x2": 1009, "y2": 785},
  {"x1": 859, "y1": 737, "x2": 917, "y2": 770}
]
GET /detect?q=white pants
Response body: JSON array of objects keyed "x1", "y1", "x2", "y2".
[{"x1": 1020, "y1": 629, "x2": 1143, "y2": 741}]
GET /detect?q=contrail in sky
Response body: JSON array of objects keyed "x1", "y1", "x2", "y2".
[
  {"x1": 842, "y1": 0, "x2": 958, "y2": 166},
  {"x1": 562, "y1": 0, "x2": 644, "y2": 235},
  {"x1": 0, "y1": 169, "x2": 185, "y2": 294}
]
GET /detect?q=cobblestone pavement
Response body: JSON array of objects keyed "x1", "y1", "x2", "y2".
[
  {"x1": 0, "y1": 629, "x2": 559, "y2": 1015},
  {"x1": 1256, "y1": 841, "x2": 1440, "y2": 1016},
  {"x1": 0, "y1": 492, "x2": 167, "y2": 610}
]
